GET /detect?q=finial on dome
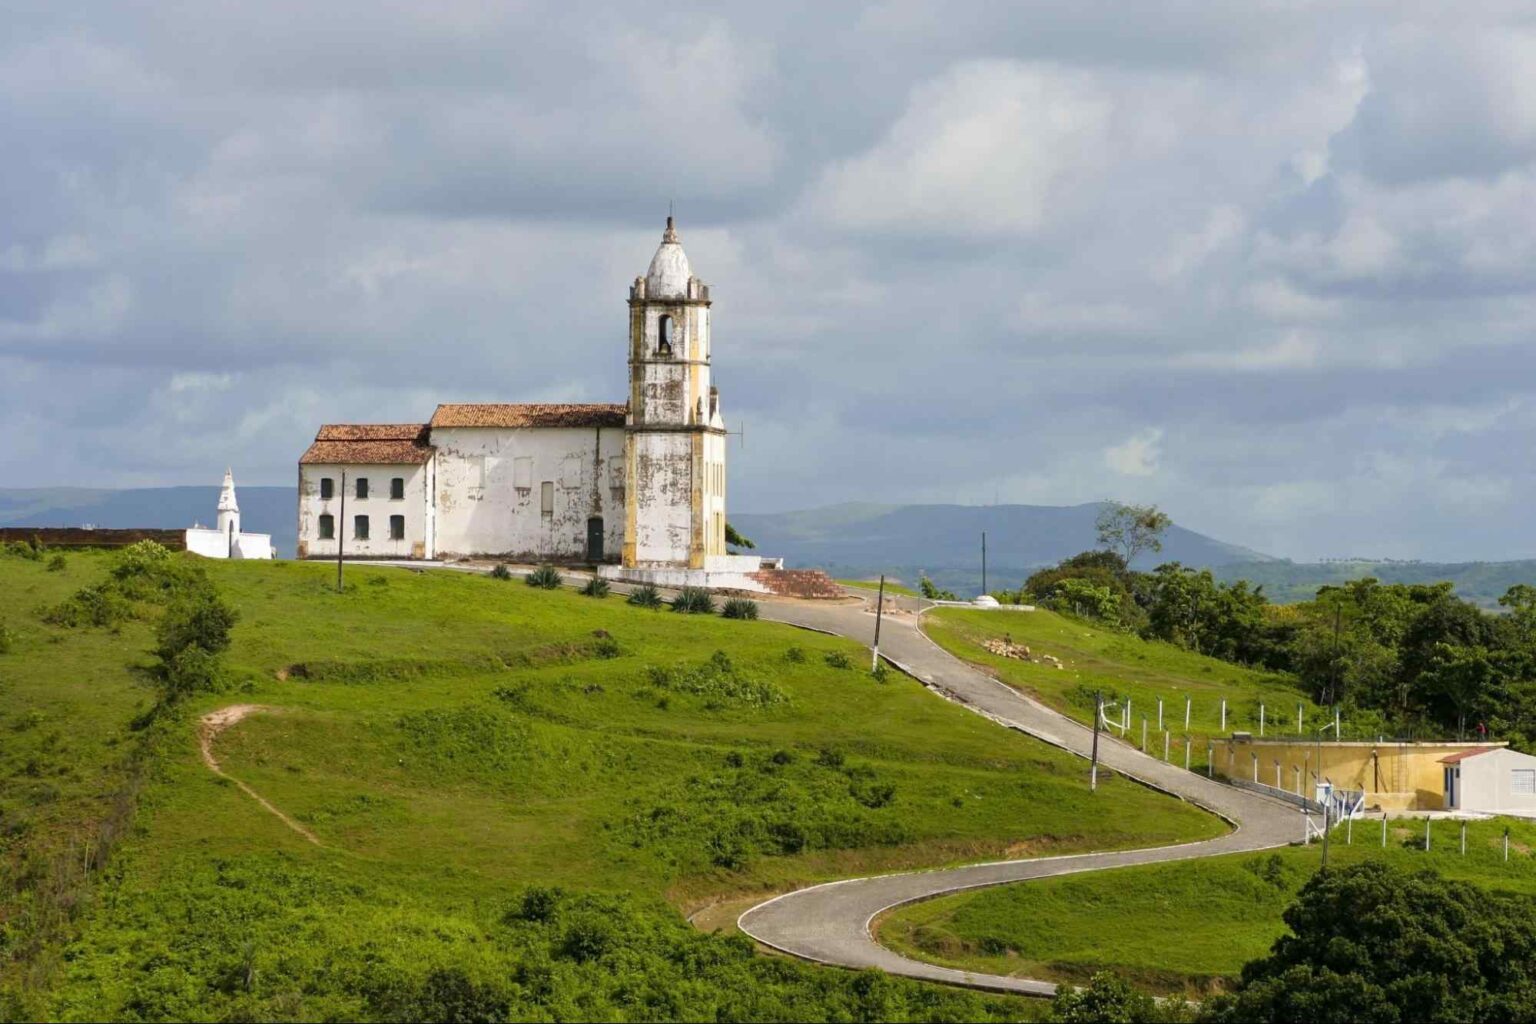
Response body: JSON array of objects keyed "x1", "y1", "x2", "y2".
[{"x1": 662, "y1": 215, "x2": 678, "y2": 244}]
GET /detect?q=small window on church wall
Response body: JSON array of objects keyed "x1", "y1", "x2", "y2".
[
  {"x1": 389, "y1": 515, "x2": 405, "y2": 540},
  {"x1": 354, "y1": 515, "x2": 369, "y2": 540},
  {"x1": 540, "y1": 481, "x2": 554, "y2": 516},
  {"x1": 390, "y1": 477, "x2": 404, "y2": 500},
  {"x1": 318, "y1": 514, "x2": 334, "y2": 540},
  {"x1": 356, "y1": 477, "x2": 368, "y2": 500},
  {"x1": 657, "y1": 315, "x2": 673, "y2": 355},
  {"x1": 320, "y1": 477, "x2": 334, "y2": 500}
]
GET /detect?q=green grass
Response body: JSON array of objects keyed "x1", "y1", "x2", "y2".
[
  {"x1": 880, "y1": 816, "x2": 1536, "y2": 997},
  {"x1": 0, "y1": 551, "x2": 1224, "y2": 1020},
  {"x1": 836, "y1": 579, "x2": 919, "y2": 598},
  {"x1": 923, "y1": 607, "x2": 1321, "y2": 771}
]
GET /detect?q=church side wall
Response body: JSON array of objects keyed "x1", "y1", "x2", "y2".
[
  {"x1": 431, "y1": 426, "x2": 625, "y2": 561},
  {"x1": 297, "y1": 461, "x2": 433, "y2": 559}
]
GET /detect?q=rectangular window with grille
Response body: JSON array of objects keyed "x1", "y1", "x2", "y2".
[
  {"x1": 356, "y1": 477, "x2": 369, "y2": 500},
  {"x1": 1513, "y1": 769, "x2": 1536, "y2": 795},
  {"x1": 389, "y1": 515, "x2": 405, "y2": 540},
  {"x1": 318, "y1": 514, "x2": 334, "y2": 539},
  {"x1": 320, "y1": 477, "x2": 334, "y2": 500},
  {"x1": 354, "y1": 515, "x2": 369, "y2": 540},
  {"x1": 391, "y1": 477, "x2": 405, "y2": 500}
]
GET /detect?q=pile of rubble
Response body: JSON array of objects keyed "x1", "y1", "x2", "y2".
[{"x1": 981, "y1": 636, "x2": 1065, "y2": 670}]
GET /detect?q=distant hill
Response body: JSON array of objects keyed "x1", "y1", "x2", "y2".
[
  {"x1": 0, "y1": 486, "x2": 296, "y2": 557},
  {"x1": 1213, "y1": 559, "x2": 1536, "y2": 609},
  {"x1": 730, "y1": 502, "x2": 1275, "y2": 595}
]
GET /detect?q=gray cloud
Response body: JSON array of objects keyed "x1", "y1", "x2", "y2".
[{"x1": 4, "y1": 1, "x2": 1536, "y2": 561}]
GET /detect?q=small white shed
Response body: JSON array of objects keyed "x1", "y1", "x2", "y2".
[{"x1": 1441, "y1": 747, "x2": 1536, "y2": 814}]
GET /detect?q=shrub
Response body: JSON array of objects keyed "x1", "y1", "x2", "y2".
[
  {"x1": 155, "y1": 593, "x2": 238, "y2": 663},
  {"x1": 526, "y1": 565, "x2": 562, "y2": 590},
  {"x1": 490, "y1": 563, "x2": 513, "y2": 581},
  {"x1": 46, "y1": 554, "x2": 67, "y2": 572},
  {"x1": 580, "y1": 576, "x2": 610, "y2": 598},
  {"x1": 43, "y1": 584, "x2": 131, "y2": 628},
  {"x1": 672, "y1": 587, "x2": 715, "y2": 614},
  {"x1": 871, "y1": 662, "x2": 889, "y2": 683},
  {"x1": 919, "y1": 575, "x2": 958, "y2": 601},
  {"x1": 721, "y1": 597, "x2": 758, "y2": 620},
  {"x1": 164, "y1": 646, "x2": 225, "y2": 697},
  {"x1": 3, "y1": 539, "x2": 42, "y2": 561},
  {"x1": 784, "y1": 645, "x2": 806, "y2": 663},
  {"x1": 113, "y1": 539, "x2": 172, "y2": 577},
  {"x1": 0, "y1": 622, "x2": 14, "y2": 654},
  {"x1": 824, "y1": 651, "x2": 852, "y2": 670},
  {"x1": 627, "y1": 583, "x2": 663, "y2": 609}
]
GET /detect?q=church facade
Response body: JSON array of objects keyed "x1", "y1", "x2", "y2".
[{"x1": 296, "y1": 219, "x2": 758, "y2": 582}]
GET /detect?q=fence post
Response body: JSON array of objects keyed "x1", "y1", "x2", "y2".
[
  {"x1": 1184, "y1": 736, "x2": 1191, "y2": 771},
  {"x1": 1425, "y1": 818, "x2": 1431, "y2": 852},
  {"x1": 1260, "y1": 703, "x2": 1265, "y2": 737},
  {"x1": 1220, "y1": 698, "x2": 1227, "y2": 732},
  {"x1": 1207, "y1": 740, "x2": 1213, "y2": 777},
  {"x1": 1185, "y1": 696, "x2": 1191, "y2": 730},
  {"x1": 1275, "y1": 761, "x2": 1282, "y2": 788},
  {"x1": 1298, "y1": 703, "x2": 1303, "y2": 734},
  {"x1": 1125, "y1": 698, "x2": 1132, "y2": 735},
  {"x1": 1252, "y1": 753, "x2": 1258, "y2": 782},
  {"x1": 1506, "y1": 827, "x2": 1511, "y2": 863},
  {"x1": 1347, "y1": 814, "x2": 1352, "y2": 845},
  {"x1": 1461, "y1": 821, "x2": 1467, "y2": 856},
  {"x1": 1382, "y1": 814, "x2": 1387, "y2": 848},
  {"x1": 1302, "y1": 804, "x2": 1310, "y2": 844},
  {"x1": 1163, "y1": 731, "x2": 1170, "y2": 762},
  {"x1": 1141, "y1": 716, "x2": 1147, "y2": 751},
  {"x1": 1158, "y1": 698, "x2": 1164, "y2": 732}
]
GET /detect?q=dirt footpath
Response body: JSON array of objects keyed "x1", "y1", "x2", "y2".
[{"x1": 198, "y1": 704, "x2": 322, "y2": 847}]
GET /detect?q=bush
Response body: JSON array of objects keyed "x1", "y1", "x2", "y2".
[
  {"x1": 3, "y1": 539, "x2": 42, "y2": 561},
  {"x1": 721, "y1": 598, "x2": 758, "y2": 620},
  {"x1": 580, "y1": 576, "x2": 610, "y2": 598},
  {"x1": 824, "y1": 651, "x2": 852, "y2": 670},
  {"x1": 155, "y1": 593, "x2": 238, "y2": 664},
  {"x1": 672, "y1": 587, "x2": 715, "y2": 614},
  {"x1": 871, "y1": 662, "x2": 889, "y2": 683},
  {"x1": 45, "y1": 554, "x2": 67, "y2": 572},
  {"x1": 113, "y1": 539, "x2": 172, "y2": 577},
  {"x1": 43, "y1": 584, "x2": 131, "y2": 628},
  {"x1": 164, "y1": 646, "x2": 225, "y2": 697},
  {"x1": 919, "y1": 575, "x2": 958, "y2": 601},
  {"x1": 490, "y1": 563, "x2": 513, "y2": 581},
  {"x1": 627, "y1": 583, "x2": 663, "y2": 609},
  {"x1": 526, "y1": 565, "x2": 563, "y2": 589},
  {"x1": 784, "y1": 645, "x2": 806, "y2": 663}
]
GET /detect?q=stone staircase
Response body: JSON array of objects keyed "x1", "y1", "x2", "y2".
[{"x1": 749, "y1": 568, "x2": 845, "y2": 600}]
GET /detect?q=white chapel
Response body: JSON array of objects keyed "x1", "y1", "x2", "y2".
[{"x1": 296, "y1": 218, "x2": 765, "y2": 586}]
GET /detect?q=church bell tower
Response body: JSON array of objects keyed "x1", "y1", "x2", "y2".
[{"x1": 622, "y1": 217, "x2": 727, "y2": 569}]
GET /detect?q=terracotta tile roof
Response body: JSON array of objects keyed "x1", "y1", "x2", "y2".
[
  {"x1": 1439, "y1": 747, "x2": 1502, "y2": 764},
  {"x1": 428, "y1": 403, "x2": 627, "y2": 429},
  {"x1": 300, "y1": 424, "x2": 433, "y2": 465},
  {"x1": 315, "y1": 424, "x2": 425, "y2": 441}
]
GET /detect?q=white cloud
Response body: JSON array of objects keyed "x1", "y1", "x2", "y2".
[
  {"x1": 805, "y1": 60, "x2": 1111, "y2": 236},
  {"x1": 1103, "y1": 428, "x2": 1163, "y2": 477}
]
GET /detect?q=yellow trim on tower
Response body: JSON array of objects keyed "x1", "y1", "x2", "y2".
[{"x1": 689, "y1": 432, "x2": 705, "y2": 569}]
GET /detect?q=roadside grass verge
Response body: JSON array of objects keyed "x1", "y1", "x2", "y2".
[
  {"x1": 837, "y1": 578, "x2": 919, "y2": 598},
  {"x1": 878, "y1": 816, "x2": 1536, "y2": 998},
  {"x1": 923, "y1": 607, "x2": 1320, "y2": 771}
]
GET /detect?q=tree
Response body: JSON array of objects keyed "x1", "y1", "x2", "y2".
[
  {"x1": 1095, "y1": 502, "x2": 1171, "y2": 567},
  {"x1": 724, "y1": 523, "x2": 755, "y2": 551},
  {"x1": 1203, "y1": 862, "x2": 1536, "y2": 1023}
]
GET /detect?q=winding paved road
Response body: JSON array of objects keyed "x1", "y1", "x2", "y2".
[{"x1": 740, "y1": 594, "x2": 1305, "y2": 996}]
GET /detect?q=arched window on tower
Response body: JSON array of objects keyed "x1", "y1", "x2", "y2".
[{"x1": 657, "y1": 314, "x2": 673, "y2": 356}]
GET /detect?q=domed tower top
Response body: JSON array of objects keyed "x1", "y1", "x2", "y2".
[{"x1": 643, "y1": 216, "x2": 694, "y2": 300}]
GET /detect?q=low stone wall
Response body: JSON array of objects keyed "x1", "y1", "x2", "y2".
[{"x1": 0, "y1": 527, "x2": 186, "y2": 550}]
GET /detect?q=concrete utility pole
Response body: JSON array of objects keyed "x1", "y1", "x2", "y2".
[
  {"x1": 1090, "y1": 690, "x2": 1102, "y2": 793},
  {"x1": 871, "y1": 575, "x2": 886, "y2": 671},
  {"x1": 337, "y1": 469, "x2": 347, "y2": 593}
]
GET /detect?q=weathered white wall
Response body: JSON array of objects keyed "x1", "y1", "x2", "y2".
[
  {"x1": 626, "y1": 431, "x2": 695, "y2": 566},
  {"x1": 297, "y1": 461, "x2": 434, "y2": 559},
  {"x1": 1456, "y1": 749, "x2": 1536, "y2": 813},
  {"x1": 185, "y1": 527, "x2": 274, "y2": 559},
  {"x1": 431, "y1": 426, "x2": 625, "y2": 560}
]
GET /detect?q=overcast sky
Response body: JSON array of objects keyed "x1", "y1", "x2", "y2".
[{"x1": 4, "y1": 2, "x2": 1536, "y2": 561}]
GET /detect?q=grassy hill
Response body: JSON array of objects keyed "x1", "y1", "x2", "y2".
[
  {"x1": 0, "y1": 549, "x2": 1225, "y2": 1020},
  {"x1": 922, "y1": 607, "x2": 1321, "y2": 772},
  {"x1": 879, "y1": 816, "x2": 1536, "y2": 996}
]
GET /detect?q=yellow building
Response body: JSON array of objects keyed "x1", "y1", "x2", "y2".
[{"x1": 1222, "y1": 735, "x2": 1505, "y2": 811}]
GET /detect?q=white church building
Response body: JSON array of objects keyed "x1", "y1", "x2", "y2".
[
  {"x1": 296, "y1": 218, "x2": 766, "y2": 588},
  {"x1": 186, "y1": 469, "x2": 275, "y2": 560}
]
